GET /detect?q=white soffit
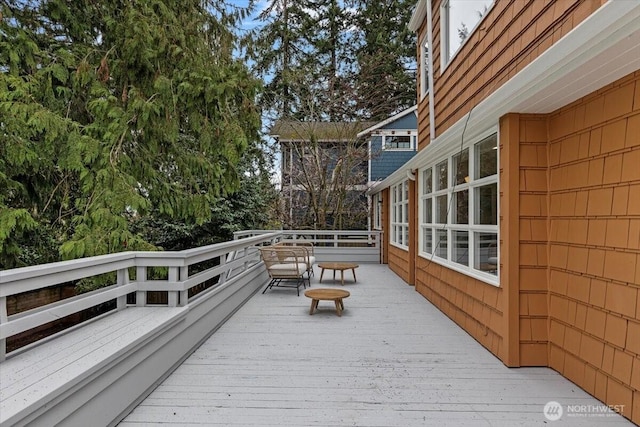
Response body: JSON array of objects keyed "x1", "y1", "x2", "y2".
[{"x1": 409, "y1": 0, "x2": 427, "y2": 32}]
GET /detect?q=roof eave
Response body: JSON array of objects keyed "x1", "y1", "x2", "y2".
[
  {"x1": 408, "y1": 0, "x2": 427, "y2": 33},
  {"x1": 356, "y1": 106, "x2": 418, "y2": 138}
]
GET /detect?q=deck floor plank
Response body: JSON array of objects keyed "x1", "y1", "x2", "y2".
[{"x1": 120, "y1": 265, "x2": 631, "y2": 426}]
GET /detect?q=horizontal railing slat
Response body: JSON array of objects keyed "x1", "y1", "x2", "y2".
[{"x1": 1, "y1": 283, "x2": 137, "y2": 339}]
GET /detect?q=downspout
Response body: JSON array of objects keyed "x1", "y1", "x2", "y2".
[{"x1": 426, "y1": 0, "x2": 436, "y2": 141}]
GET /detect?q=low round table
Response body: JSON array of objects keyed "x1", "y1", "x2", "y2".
[
  {"x1": 304, "y1": 288, "x2": 350, "y2": 317},
  {"x1": 317, "y1": 262, "x2": 359, "y2": 285}
]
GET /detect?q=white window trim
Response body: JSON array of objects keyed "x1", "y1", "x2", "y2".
[
  {"x1": 420, "y1": 29, "x2": 429, "y2": 100},
  {"x1": 381, "y1": 131, "x2": 418, "y2": 151},
  {"x1": 440, "y1": 0, "x2": 495, "y2": 74},
  {"x1": 373, "y1": 193, "x2": 382, "y2": 231},
  {"x1": 390, "y1": 180, "x2": 409, "y2": 249},
  {"x1": 418, "y1": 127, "x2": 499, "y2": 286}
]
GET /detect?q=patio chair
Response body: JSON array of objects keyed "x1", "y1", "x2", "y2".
[
  {"x1": 259, "y1": 246, "x2": 310, "y2": 296},
  {"x1": 275, "y1": 239, "x2": 316, "y2": 277}
]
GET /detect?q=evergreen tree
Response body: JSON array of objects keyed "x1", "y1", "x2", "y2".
[
  {"x1": 246, "y1": 0, "x2": 315, "y2": 120},
  {"x1": 248, "y1": 0, "x2": 416, "y2": 122},
  {"x1": 0, "y1": 0, "x2": 263, "y2": 268},
  {"x1": 349, "y1": 0, "x2": 417, "y2": 121}
]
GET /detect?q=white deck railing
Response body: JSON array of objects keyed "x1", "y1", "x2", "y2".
[
  {"x1": 0, "y1": 232, "x2": 280, "y2": 361},
  {"x1": 0, "y1": 230, "x2": 381, "y2": 426},
  {"x1": 235, "y1": 229, "x2": 383, "y2": 263}
]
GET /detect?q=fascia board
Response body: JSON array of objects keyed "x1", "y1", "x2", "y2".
[
  {"x1": 357, "y1": 106, "x2": 418, "y2": 137},
  {"x1": 409, "y1": 0, "x2": 427, "y2": 32}
]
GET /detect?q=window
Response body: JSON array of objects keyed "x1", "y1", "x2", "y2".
[
  {"x1": 420, "y1": 31, "x2": 429, "y2": 100},
  {"x1": 373, "y1": 193, "x2": 382, "y2": 230},
  {"x1": 382, "y1": 132, "x2": 417, "y2": 151},
  {"x1": 419, "y1": 132, "x2": 499, "y2": 284},
  {"x1": 391, "y1": 180, "x2": 409, "y2": 248},
  {"x1": 441, "y1": 0, "x2": 493, "y2": 69}
]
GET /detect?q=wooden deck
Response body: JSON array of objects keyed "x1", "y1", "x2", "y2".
[{"x1": 120, "y1": 264, "x2": 631, "y2": 426}]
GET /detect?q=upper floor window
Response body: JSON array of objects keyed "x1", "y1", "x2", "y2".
[
  {"x1": 382, "y1": 132, "x2": 417, "y2": 151},
  {"x1": 420, "y1": 30, "x2": 429, "y2": 100},
  {"x1": 441, "y1": 0, "x2": 493, "y2": 70}
]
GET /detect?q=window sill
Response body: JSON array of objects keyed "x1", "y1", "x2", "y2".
[
  {"x1": 390, "y1": 242, "x2": 409, "y2": 251},
  {"x1": 418, "y1": 252, "x2": 499, "y2": 287}
]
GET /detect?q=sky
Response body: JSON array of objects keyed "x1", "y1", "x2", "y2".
[{"x1": 224, "y1": 0, "x2": 269, "y2": 30}]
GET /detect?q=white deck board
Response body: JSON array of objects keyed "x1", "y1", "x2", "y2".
[{"x1": 120, "y1": 265, "x2": 632, "y2": 426}]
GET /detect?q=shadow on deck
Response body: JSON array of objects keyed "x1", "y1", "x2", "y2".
[{"x1": 121, "y1": 264, "x2": 631, "y2": 426}]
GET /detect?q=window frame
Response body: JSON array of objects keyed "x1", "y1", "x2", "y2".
[
  {"x1": 418, "y1": 128, "x2": 499, "y2": 286},
  {"x1": 390, "y1": 180, "x2": 410, "y2": 249},
  {"x1": 440, "y1": 0, "x2": 494, "y2": 73},
  {"x1": 381, "y1": 131, "x2": 417, "y2": 151},
  {"x1": 373, "y1": 192, "x2": 382, "y2": 230},
  {"x1": 420, "y1": 29, "x2": 429, "y2": 100}
]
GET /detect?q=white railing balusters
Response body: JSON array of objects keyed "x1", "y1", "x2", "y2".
[
  {"x1": 167, "y1": 267, "x2": 179, "y2": 307},
  {"x1": 136, "y1": 266, "x2": 147, "y2": 307},
  {"x1": 179, "y1": 266, "x2": 188, "y2": 307},
  {"x1": 218, "y1": 254, "x2": 227, "y2": 287},
  {"x1": 116, "y1": 268, "x2": 129, "y2": 310}
]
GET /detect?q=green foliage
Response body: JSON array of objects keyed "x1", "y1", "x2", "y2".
[
  {"x1": 0, "y1": 0, "x2": 274, "y2": 269},
  {"x1": 246, "y1": 0, "x2": 417, "y2": 121}
]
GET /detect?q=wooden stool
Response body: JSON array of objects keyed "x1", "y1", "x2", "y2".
[{"x1": 304, "y1": 288, "x2": 350, "y2": 317}]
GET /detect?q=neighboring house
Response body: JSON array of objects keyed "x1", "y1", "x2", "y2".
[
  {"x1": 371, "y1": 0, "x2": 640, "y2": 423},
  {"x1": 358, "y1": 106, "x2": 419, "y2": 184},
  {"x1": 271, "y1": 120, "x2": 374, "y2": 230},
  {"x1": 357, "y1": 106, "x2": 418, "y2": 234}
]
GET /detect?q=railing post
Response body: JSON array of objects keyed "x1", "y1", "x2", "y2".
[
  {"x1": 179, "y1": 266, "x2": 188, "y2": 307},
  {"x1": 136, "y1": 266, "x2": 147, "y2": 307},
  {"x1": 168, "y1": 267, "x2": 179, "y2": 307},
  {"x1": 242, "y1": 247, "x2": 249, "y2": 272},
  {"x1": 218, "y1": 255, "x2": 227, "y2": 286},
  {"x1": 333, "y1": 233, "x2": 338, "y2": 247},
  {"x1": 0, "y1": 296, "x2": 7, "y2": 361},
  {"x1": 116, "y1": 268, "x2": 129, "y2": 310}
]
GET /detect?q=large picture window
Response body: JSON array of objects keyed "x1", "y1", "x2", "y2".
[
  {"x1": 391, "y1": 180, "x2": 409, "y2": 248},
  {"x1": 419, "y1": 132, "x2": 498, "y2": 284}
]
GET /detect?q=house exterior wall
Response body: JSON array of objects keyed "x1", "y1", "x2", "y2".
[
  {"x1": 516, "y1": 115, "x2": 550, "y2": 367},
  {"x1": 388, "y1": 244, "x2": 411, "y2": 284},
  {"x1": 401, "y1": 0, "x2": 640, "y2": 422},
  {"x1": 368, "y1": 112, "x2": 418, "y2": 182},
  {"x1": 418, "y1": 0, "x2": 604, "y2": 145},
  {"x1": 370, "y1": 136, "x2": 417, "y2": 181},
  {"x1": 414, "y1": 71, "x2": 640, "y2": 421},
  {"x1": 417, "y1": 102, "x2": 430, "y2": 151},
  {"x1": 415, "y1": 258, "x2": 505, "y2": 358},
  {"x1": 545, "y1": 71, "x2": 640, "y2": 423}
]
